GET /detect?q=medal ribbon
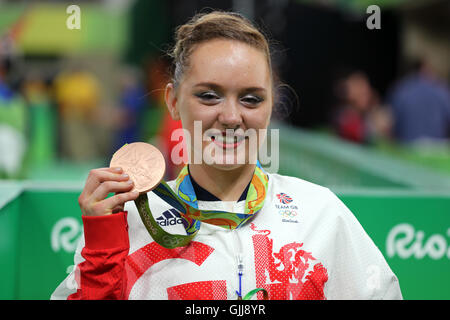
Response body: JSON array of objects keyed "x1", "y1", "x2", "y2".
[
  {"x1": 134, "y1": 161, "x2": 268, "y2": 249},
  {"x1": 133, "y1": 161, "x2": 269, "y2": 299}
]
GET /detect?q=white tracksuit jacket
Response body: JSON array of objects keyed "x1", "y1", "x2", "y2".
[{"x1": 51, "y1": 173, "x2": 402, "y2": 300}]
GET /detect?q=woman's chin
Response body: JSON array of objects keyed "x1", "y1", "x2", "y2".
[
  {"x1": 202, "y1": 154, "x2": 251, "y2": 171},
  {"x1": 210, "y1": 162, "x2": 245, "y2": 171}
]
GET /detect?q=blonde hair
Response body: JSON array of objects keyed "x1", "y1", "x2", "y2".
[
  {"x1": 168, "y1": 10, "x2": 298, "y2": 119},
  {"x1": 169, "y1": 11, "x2": 273, "y2": 88}
]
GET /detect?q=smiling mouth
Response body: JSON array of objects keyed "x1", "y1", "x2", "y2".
[{"x1": 210, "y1": 134, "x2": 246, "y2": 149}]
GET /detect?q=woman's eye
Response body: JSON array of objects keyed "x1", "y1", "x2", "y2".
[
  {"x1": 196, "y1": 91, "x2": 221, "y2": 102},
  {"x1": 241, "y1": 95, "x2": 264, "y2": 105}
]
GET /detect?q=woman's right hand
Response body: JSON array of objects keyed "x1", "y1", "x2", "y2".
[{"x1": 78, "y1": 167, "x2": 140, "y2": 217}]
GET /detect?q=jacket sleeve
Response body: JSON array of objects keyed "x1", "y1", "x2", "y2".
[
  {"x1": 324, "y1": 191, "x2": 403, "y2": 300},
  {"x1": 50, "y1": 211, "x2": 130, "y2": 300}
]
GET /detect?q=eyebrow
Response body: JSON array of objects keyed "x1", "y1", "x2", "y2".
[{"x1": 193, "y1": 82, "x2": 267, "y2": 93}]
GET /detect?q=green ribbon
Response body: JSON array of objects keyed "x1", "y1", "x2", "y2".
[
  {"x1": 134, "y1": 183, "x2": 196, "y2": 249},
  {"x1": 243, "y1": 288, "x2": 269, "y2": 300}
]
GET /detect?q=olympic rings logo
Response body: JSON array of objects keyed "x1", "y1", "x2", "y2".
[{"x1": 279, "y1": 210, "x2": 298, "y2": 218}]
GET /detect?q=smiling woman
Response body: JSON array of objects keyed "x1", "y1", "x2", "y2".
[
  {"x1": 165, "y1": 38, "x2": 272, "y2": 199},
  {"x1": 164, "y1": 12, "x2": 274, "y2": 202},
  {"x1": 51, "y1": 10, "x2": 403, "y2": 301}
]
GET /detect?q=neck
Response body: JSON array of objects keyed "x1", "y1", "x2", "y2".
[{"x1": 188, "y1": 163, "x2": 256, "y2": 201}]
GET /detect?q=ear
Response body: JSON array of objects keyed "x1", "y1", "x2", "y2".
[{"x1": 165, "y1": 83, "x2": 180, "y2": 120}]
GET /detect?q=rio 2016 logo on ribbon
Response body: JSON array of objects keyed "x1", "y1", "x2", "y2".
[{"x1": 386, "y1": 223, "x2": 450, "y2": 260}]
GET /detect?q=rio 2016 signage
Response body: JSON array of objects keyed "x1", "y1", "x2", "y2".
[{"x1": 386, "y1": 223, "x2": 450, "y2": 260}]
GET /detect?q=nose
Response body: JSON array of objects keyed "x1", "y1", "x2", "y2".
[{"x1": 218, "y1": 98, "x2": 243, "y2": 129}]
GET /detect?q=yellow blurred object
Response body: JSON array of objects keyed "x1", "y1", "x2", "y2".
[
  {"x1": 54, "y1": 70, "x2": 100, "y2": 120},
  {"x1": 53, "y1": 70, "x2": 102, "y2": 162}
]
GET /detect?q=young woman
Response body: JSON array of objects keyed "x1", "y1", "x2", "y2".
[{"x1": 51, "y1": 11, "x2": 402, "y2": 300}]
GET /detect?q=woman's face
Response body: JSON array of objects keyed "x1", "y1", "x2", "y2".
[{"x1": 166, "y1": 39, "x2": 273, "y2": 171}]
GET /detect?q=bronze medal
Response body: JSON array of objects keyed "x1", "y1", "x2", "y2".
[{"x1": 110, "y1": 142, "x2": 166, "y2": 193}]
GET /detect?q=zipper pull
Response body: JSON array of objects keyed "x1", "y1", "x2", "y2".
[
  {"x1": 236, "y1": 253, "x2": 244, "y2": 276},
  {"x1": 235, "y1": 253, "x2": 244, "y2": 299}
]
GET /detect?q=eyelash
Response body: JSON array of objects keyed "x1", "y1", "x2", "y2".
[
  {"x1": 196, "y1": 92, "x2": 220, "y2": 101},
  {"x1": 195, "y1": 91, "x2": 264, "y2": 106},
  {"x1": 242, "y1": 95, "x2": 263, "y2": 105}
]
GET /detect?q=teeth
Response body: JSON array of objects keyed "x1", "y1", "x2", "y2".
[{"x1": 213, "y1": 135, "x2": 243, "y2": 144}]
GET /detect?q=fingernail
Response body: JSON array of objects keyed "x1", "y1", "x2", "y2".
[
  {"x1": 122, "y1": 174, "x2": 129, "y2": 178},
  {"x1": 127, "y1": 180, "x2": 133, "y2": 184},
  {"x1": 113, "y1": 167, "x2": 122, "y2": 172}
]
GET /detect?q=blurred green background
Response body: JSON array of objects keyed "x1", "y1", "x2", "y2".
[{"x1": 1, "y1": 0, "x2": 449, "y2": 300}]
